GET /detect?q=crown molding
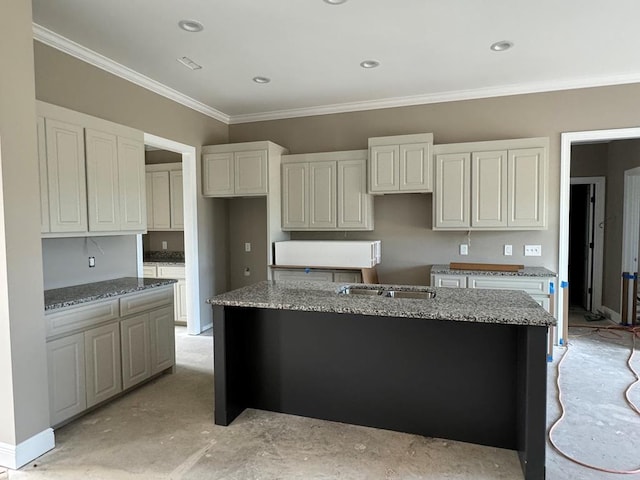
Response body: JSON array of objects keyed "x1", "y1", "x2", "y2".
[
  {"x1": 229, "y1": 72, "x2": 640, "y2": 124},
  {"x1": 32, "y1": 23, "x2": 230, "y2": 125}
]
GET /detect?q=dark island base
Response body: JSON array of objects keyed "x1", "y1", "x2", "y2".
[{"x1": 213, "y1": 306, "x2": 547, "y2": 480}]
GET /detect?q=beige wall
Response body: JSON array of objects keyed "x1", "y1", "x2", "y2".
[
  {"x1": 34, "y1": 41, "x2": 231, "y2": 327},
  {"x1": 230, "y1": 85, "x2": 640, "y2": 285},
  {"x1": 0, "y1": 0, "x2": 51, "y2": 449},
  {"x1": 145, "y1": 149, "x2": 182, "y2": 165},
  {"x1": 228, "y1": 197, "x2": 268, "y2": 290},
  {"x1": 144, "y1": 231, "x2": 185, "y2": 253},
  {"x1": 571, "y1": 143, "x2": 608, "y2": 178}
]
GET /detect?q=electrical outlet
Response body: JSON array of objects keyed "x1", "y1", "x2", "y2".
[
  {"x1": 524, "y1": 245, "x2": 542, "y2": 256},
  {"x1": 244, "y1": 267, "x2": 251, "y2": 277},
  {"x1": 161, "y1": 241, "x2": 168, "y2": 250},
  {"x1": 459, "y1": 244, "x2": 469, "y2": 255},
  {"x1": 504, "y1": 245, "x2": 513, "y2": 256},
  {"x1": 88, "y1": 256, "x2": 95, "y2": 268},
  {"x1": 244, "y1": 242, "x2": 251, "y2": 253}
]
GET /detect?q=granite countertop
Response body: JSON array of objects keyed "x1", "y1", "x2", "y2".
[
  {"x1": 144, "y1": 251, "x2": 185, "y2": 264},
  {"x1": 430, "y1": 264, "x2": 556, "y2": 277},
  {"x1": 207, "y1": 281, "x2": 556, "y2": 327},
  {"x1": 45, "y1": 277, "x2": 177, "y2": 311},
  {"x1": 144, "y1": 261, "x2": 186, "y2": 267}
]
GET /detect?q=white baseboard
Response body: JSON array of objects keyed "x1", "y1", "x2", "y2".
[
  {"x1": 0, "y1": 428, "x2": 54, "y2": 470},
  {"x1": 600, "y1": 305, "x2": 621, "y2": 324}
]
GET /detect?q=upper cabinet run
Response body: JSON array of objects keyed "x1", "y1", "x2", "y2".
[
  {"x1": 433, "y1": 137, "x2": 548, "y2": 231},
  {"x1": 37, "y1": 101, "x2": 146, "y2": 236},
  {"x1": 202, "y1": 142, "x2": 281, "y2": 197},
  {"x1": 281, "y1": 150, "x2": 373, "y2": 231},
  {"x1": 368, "y1": 133, "x2": 434, "y2": 194},
  {"x1": 145, "y1": 163, "x2": 183, "y2": 231}
]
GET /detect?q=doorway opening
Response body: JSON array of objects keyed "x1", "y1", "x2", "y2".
[
  {"x1": 140, "y1": 133, "x2": 203, "y2": 335},
  {"x1": 568, "y1": 176, "x2": 604, "y2": 316},
  {"x1": 559, "y1": 128, "x2": 640, "y2": 344}
]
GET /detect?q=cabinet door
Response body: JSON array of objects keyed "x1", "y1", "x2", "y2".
[
  {"x1": 369, "y1": 145, "x2": 399, "y2": 193},
  {"x1": 338, "y1": 159, "x2": 372, "y2": 230},
  {"x1": 471, "y1": 150, "x2": 508, "y2": 228},
  {"x1": 175, "y1": 280, "x2": 188, "y2": 324},
  {"x1": 45, "y1": 118, "x2": 88, "y2": 233},
  {"x1": 145, "y1": 172, "x2": 154, "y2": 229},
  {"x1": 282, "y1": 162, "x2": 308, "y2": 229},
  {"x1": 400, "y1": 142, "x2": 432, "y2": 192},
  {"x1": 170, "y1": 170, "x2": 184, "y2": 230},
  {"x1": 149, "y1": 306, "x2": 176, "y2": 375},
  {"x1": 434, "y1": 153, "x2": 470, "y2": 229},
  {"x1": 508, "y1": 148, "x2": 546, "y2": 228},
  {"x1": 309, "y1": 161, "x2": 336, "y2": 229},
  {"x1": 117, "y1": 137, "x2": 146, "y2": 231},
  {"x1": 37, "y1": 116, "x2": 50, "y2": 233},
  {"x1": 431, "y1": 274, "x2": 467, "y2": 288},
  {"x1": 142, "y1": 264, "x2": 157, "y2": 278},
  {"x1": 120, "y1": 314, "x2": 151, "y2": 390},
  {"x1": 148, "y1": 171, "x2": 171, "y2": 230},
  {"x1": 202, "y1": 152, "x2": 234, "y2": 196},
  {"x1": 47, "y1": 332, "x2": 86, "y2": 426},
  {"x1": 86, "y1": 129, "x2": 120, "y2": 231},
  {"x1": 234, "y1": 150, "x2": 268, "y2": 195},
  {"x1": 84, "y1": 322, "x2": 122, "y2": 408}
]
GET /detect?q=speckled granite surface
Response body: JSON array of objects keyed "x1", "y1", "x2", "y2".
[
  {"x1": 45, "y1": 277, "x2": 177, "y2": 311},
  {"x1": 207, "y1": 280, "x2": 556, "y2": 327},
  {"x1": 144, "y1": 250, "x2": 185, "y2": 263},
  {"x1": 431, "y1": 264, "x2": 556, "y2": 277},
  {"x1": 144, "y1": 261, "x2": 186, "y2": 267}
]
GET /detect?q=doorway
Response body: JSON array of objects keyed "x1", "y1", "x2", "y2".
[
  {"x1": 140, "y1": 133, "x2": 203, "y2": 335},
  {"x1": 560, "y1": 128, "x2": 640, "y2": 344}
]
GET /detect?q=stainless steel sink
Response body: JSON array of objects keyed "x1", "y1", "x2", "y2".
[{"x1": 338, "y1": 286, "x2": 435, "y2": 299}]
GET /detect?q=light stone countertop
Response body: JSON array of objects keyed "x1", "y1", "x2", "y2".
[
  {"x1": 207, "y1": 280, "x2": 556, "y2": 327},
  {"x1": 430, "y1": 264, "x2": 556, "y2": 277},
  {"x1": 44, "y1": 277, "x2": 177, "y2": 311}
]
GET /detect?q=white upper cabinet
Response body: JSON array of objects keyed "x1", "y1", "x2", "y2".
[
  {"x1": 145, "y1": 163, "x2": 183, "y2": 231},
  {"x1": 434, "y1": 152, "x2": 470, "y2": 229},
  {"x1": 368, "y1": 133, "x2": 433, "y2": 194},
  {"x1": 45, "y1": 118, "x2": 88, "y2": 233},
  {"x1": 117, "y1": 137, "x2": 146, "y2": 231},
  {"x1": 281, "y1": 150, "x2": 373, "y2": 231},
  {"x1": 202, "y1": 144, "x2": 271, "y2": 197},
  {"x1": 37, "y1": 101, "x2": 146, "y2": 236},
  {"x1": 433, "y1": 138, "x2": 548, "y2": 230}
]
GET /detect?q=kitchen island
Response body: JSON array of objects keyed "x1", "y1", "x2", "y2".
[{"x1": 208, "y1": 281, "x2": 555, "y2": 480}]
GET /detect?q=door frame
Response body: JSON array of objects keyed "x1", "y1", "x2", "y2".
[
  {"x1": 559, "y1": 127, "x2": 640, "y2": 344},
  {"x1": 140, "y1": 133, "x2": 202, "y2": 335},
  {"x1": 569, "y1": 176, "x2": 605, "y2": 313},
  {"x1": 621, "y1": 166, "x2": 640, "y2": 323}
]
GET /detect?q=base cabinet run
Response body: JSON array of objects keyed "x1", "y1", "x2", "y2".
[{"x1": 46, "y1": 286, "x2": 175, "y2": 427}]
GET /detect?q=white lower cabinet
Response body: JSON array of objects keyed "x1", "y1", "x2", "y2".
[
  {"x1": 120, "y1": 314, "x2": 152, "y2": 390},
  {"x1": 47, "y1": 332, "x2": 87, "y2": 426},
  {"x1": 175, "y1": 280, "x2": 188, "y2": 324},
  {"x1": 430, "y1": 273, "x2": 553, "y2": 313},
  {"x1": 273, "y1": 268, "x2": 362, "y2": 283},
  {"x1": 84, "y1": 322, "x2": 122, "y2": 408},
  {"x1": 144, "y1": 263, "x2": 187, "y2": 324},
  {"x1": 45, "y1": 286, "x2": 174, "y2": 426}
]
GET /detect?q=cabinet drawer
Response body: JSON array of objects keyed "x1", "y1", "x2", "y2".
[
  {"x1": 467, "y1": 276, "x2": 550, "y2": 295},
  {"x1": 334, "y1": 271, "x2": 362, "y2": 283},
  {"x1": 120, "y1": 286, "x2": 174, "y2": 317},
  {"x1": 46, "y1": 299, "x2": 119, "y2": 339},
  {"x1": 273, "y1": 269, "x2": 334, "y2": 282},
  {"x1": 142, "y1": 265, "x2": 157, "y2": 278},
  {"x1": 431, "y1": 274, "x2": 467, "y2": 288},
  {"x1": 157, "y1": 265, "x2": 185, "y2": 279}
]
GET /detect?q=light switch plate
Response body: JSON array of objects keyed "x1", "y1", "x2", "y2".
[
  {"x1": 524, "y1": 245, "x2": 542, "y2": 256},
  {"x1": 504, "y1": 245, "x2": 512, "y2": 256},
  {"x1": 459, "y1": 244, "x2": 469, "y2": 255},
  {"x1": 245, "y1": 242, "x2": 251, "y2": 252},
  {"x1": 161, "y1": 241, "x2": 168, "y2": 250}
]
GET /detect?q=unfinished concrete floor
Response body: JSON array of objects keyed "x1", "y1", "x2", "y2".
[{"x1": 4, "y1": 316, "x2": 640, "y2": 480}]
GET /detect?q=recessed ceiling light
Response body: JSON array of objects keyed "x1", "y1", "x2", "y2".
[
  {"x1": 253, "y1": 76, "x2": 271, "y2": 84},
  {"x1": 490, "y1": 40, "x2": 514, "y2": 52},
  {"x1": 178, "y1": 20, "x2": 204, "y2": 33},
  {"x1": 360, "y1": 60, "x2": 380, "y2": 69},
  {"x1": 177, "y1": 56, "x2": 202, "y2": 70},
  {"x1": 324, "y1": 0, "x2": 348, "y2": 4}
]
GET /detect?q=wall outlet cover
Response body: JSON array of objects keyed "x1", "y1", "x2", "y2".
[
  {"x1": 245, "y1": 242, "x2": 251, "y2": 253},
  {"x1": 504, "y1": 245, "x2": 513, "y2": 256},
  {"x1": 459, "y1": 244, "x2": 469, "y2": 255},
  {"x1": 244, "y1": 267, "x2": 251, "y2": 276},
  {"x1": 161, "y1": 241, "x2": 168, "y2": 250},
  {"x1": 524, "y1": 245, "x2": 542, "y2": 256},
  {"x1": 88, "y1": 256, "x2": 95, "y2": 268}
]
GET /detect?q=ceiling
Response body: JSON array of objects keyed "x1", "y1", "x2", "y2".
[{"x1": 31, "y1": 0, "x2": 640, "y2": 124}]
